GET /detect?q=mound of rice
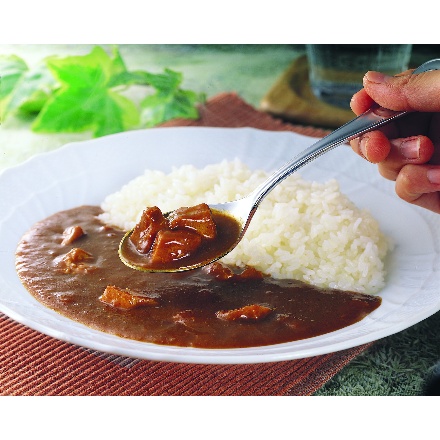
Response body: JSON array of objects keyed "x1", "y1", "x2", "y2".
[{"x1": 100, "y1": 159, "x2": 391, "y2": 294}]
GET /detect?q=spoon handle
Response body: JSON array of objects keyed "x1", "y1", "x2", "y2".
[{"x1": 250, "y1": 58, "x2": 440, "y2": 209}]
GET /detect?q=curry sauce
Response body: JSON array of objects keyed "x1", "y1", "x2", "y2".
[{"x1": 15, "y1": 205, "x2": 381, "y2": 349}]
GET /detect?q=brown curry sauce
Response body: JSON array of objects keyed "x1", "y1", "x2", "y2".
[{"x1": 15, "y1": 205, "x2": 381, "y2": 349}]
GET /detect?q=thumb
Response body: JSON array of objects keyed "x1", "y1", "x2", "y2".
[{"x1": 363, "y1": 69, "x2": 440, "y2": 112}]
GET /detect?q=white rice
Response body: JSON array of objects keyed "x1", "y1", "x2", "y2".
[{"x1": 100, "y1": 159, "x2": 391, "y2": 294}]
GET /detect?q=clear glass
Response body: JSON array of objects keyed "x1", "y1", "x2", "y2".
[{"x1": 306, "y1": 44, "x2": 413, "y2": 109}]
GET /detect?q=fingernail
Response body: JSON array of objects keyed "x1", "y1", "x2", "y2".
[
  {"x1": 359, "y1": 136, "x2": 369, "y2": 160},
  {"x1": 364, "y1": 71, "x2": 392, "y2": 84},
  {"x1": 400, "y1": 138, "x2": 420, "y2": 159},
  {"x1": 427, "y1": 169, "x2": 440, "y2": 184}
]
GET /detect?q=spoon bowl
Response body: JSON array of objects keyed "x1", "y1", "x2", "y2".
[
  {"x1": 119, "y1": 206, "x2": 244, "y2": 272},
  {"x1": 119, "y1": 58, "x2": 440, "y2": 273}
]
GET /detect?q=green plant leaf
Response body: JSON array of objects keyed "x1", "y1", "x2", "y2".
[
  {"x1": 4, "y1": 62, "x2": 57, "y2": 116},
  {"x1": 142, "y1": 68, "x2": 183, "y2": 91},
  {"x1": 32, "y1": 85, "x2": 139, "y2": 137},
  {"x1": 32, "y1": 87, "x2": 98, "y2": 133},
  {"x1": 140, "y1": 68, "x2": 204, "y2": 127},
  {"x1": 141, "y1": 89, "x2": 202, "y2": 127},
  {"x1": 0, "y1": 54, "x2": 28, "y2": 100},
  {"x1": 1, "y1": 46, "x2": 202, "y2": 137},
  {"x1": 33, "y1": 46, "x2": 140, "y2": 137},
  {"x1": 46, "y1": 46, "x2": 116, "y2": 90}
]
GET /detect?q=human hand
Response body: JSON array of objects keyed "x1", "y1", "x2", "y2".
[{"x1": 349, "y1": 68, "x2": 440, "y2": 213}]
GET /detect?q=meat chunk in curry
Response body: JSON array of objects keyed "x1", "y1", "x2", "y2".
[
  {"x1": 130, "y1": 206, "x2": 167, "y2": 254},
  {"x1": 168, "y1": 203, "x2": 217, "y2": 239},
  {"x1": 129, "y1": 203, "x2": 217, "y2": 262}
]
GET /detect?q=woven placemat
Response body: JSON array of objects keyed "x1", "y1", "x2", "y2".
[{"x1": 0, "y1": 92, "x2": 372, "y2": 396}]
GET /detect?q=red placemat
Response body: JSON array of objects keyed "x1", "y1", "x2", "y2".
[{"x1": 0, "y1": 92, "x2": 372, "y2": 396}]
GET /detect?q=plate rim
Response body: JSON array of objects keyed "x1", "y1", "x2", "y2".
[{"x1": 1, "y1": 126, "x2": 439, "y2": 364}]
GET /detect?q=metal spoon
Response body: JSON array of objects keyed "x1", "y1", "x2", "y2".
[{"x1": 120, "y1": 58, "x2": 440, "y2": 272}]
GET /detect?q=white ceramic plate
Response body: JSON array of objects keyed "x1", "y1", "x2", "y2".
[{"x1": 1, "y1": 127, "x2": 439, "y2": 364}]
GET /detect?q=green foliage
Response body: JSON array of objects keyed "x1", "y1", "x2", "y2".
[
  {"x1": 0, "y1": 46, "x2": 205, "y2": 137},
  {"x1": 140, "y1": 69, "x2": 201, "y2": 128}
]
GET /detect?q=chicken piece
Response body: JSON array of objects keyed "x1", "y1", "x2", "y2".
[
  {"x1": 57, "y1": 247, "x2": 95, "y2": 274},
  {"x1": 205, "y1": 262, "x2": 265, "y2": 281},
  {"x1": 61, "y1": 225, "x2": 85, "y2": 245},
  {"x1": 150, "y1": 229, "x2": 202, "y2": 264},
  {"x1": 99, "y1": 285, "x2": 158, "y2": 309},
  {"x1": 204, "y1": 262, "x2": 235, "y2": 280},
  {"x1": 130, "y1": 206, "x2": 167, "y2": 254},
  {"x1": 235, "y1": 266, "x2": 265, "y2": 281},
  {"x1": 168, "y1": 203, "x2": 217, "y2": 239},
  {"x1": 216, "y1": 304, "x2": 272, "y2": 321}
]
